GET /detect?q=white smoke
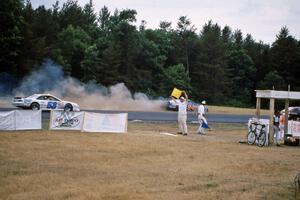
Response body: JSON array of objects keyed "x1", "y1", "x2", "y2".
[
  {"x1": 1, "y1": 60, "x2": 166, "y2": 111},
  {"x1": 0, "y1": 97, "x2": 11, "y2": 108}
]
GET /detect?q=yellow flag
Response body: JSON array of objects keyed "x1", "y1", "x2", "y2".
[{"x1": 171, "y1": 87, "x2": 183, "y2": 99}]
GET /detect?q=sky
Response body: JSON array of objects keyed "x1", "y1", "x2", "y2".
[{"x1": 30, "y1": 0, "x2": 300, "y2": 45}]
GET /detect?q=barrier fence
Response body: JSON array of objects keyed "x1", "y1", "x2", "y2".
[
  {"x1": 0, "y1": 110, "x2": 42, "y2": 130},
  {"x1": 0, "y1": 110, "x2": 128, "y2": 133}
]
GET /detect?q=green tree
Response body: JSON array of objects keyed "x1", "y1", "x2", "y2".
[
  {"x1": 82, "y1": 0, "x2": 98, "y2": 38},
  {"x1": 221, "y1": 25, "x2": 233, "y2": 44},
  {"x1": 243, "y1": 34, "x2": 271, "y2": 97},
  {"x1": 55, "y1": 25, "x2": 90, "y2": 78},
  {"x1": 32, "y1": 6, "x2": 59, "y2": 45},
  {"x1": 227, "y1": 49, "x2": 256, "y2": 105},
  {"x1": 98, "y1": 6, "x2": 110, "y2": 30},
  {"x1": 18, "y1": 0, "x2": 35, "y2": 75},
  {"x1": 270, "y1": 27, "x2": 300, "y2": 90},
  {"x1": 80, "y1": 44, "x2": 99, "y2": 82},
  {"x1": 0, "y1": 0, "x2": 24, "y2": 76},
  {"x1": 190, "y1": 21, "x2": 229, "y2": 103},
  {"x1": 174, "y1": 16, "x2": 197, "y2": 75},
  {"x1": 2, "y1": 1, "x2": 300, "y2": 108},
  {"x1": 233, "y1": 29, "x2": 243, "y2": 48},
  {"x1": 105, "y1": 9, "x2": 141, "y2": 90},
  {"x1": 138, "y1": 28, "x2": 174, "y2": 95},
  {"x1": 82, "y1": 1, "x2": 97, "y2": 27},
  {"x1": 58, "y1": 0, "x2": 88, "y2": 30},
  {"x1": 258, "y1": 70, "x2": 285, "y2": 90},
  {"x1": 159, "y1": 21, "x2": 172, "y2": 32},
  {"x1": 161, "y1": 64, "x2": 191, "y2": 95},
  {"x1": 98, "y1": 43, "x2": 122, "y2": 86},
  {"x1": 22, "y1": 5, "x2": 60, "y2": 68},
  {"x1": 17, "y1": 1, "x2": 63, "y2": 76}
]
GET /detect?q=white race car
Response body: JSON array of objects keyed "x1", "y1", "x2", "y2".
[
  {"x1": 12, "y1": 94, "x2": 80, "y2": 111},
  {"x1": 166, "y1": 98, "x2": 198, "y2": 111}
]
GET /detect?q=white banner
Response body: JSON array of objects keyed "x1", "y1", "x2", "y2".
[
  {"x1": 49, "y1": 111, "x2": 84, "y2": 131},
  {"x1": 82, "y1": 112, "x2": 128, "y2": 133},
  {"x1": 15, "y1": 110, "x2": 41, "y2": 130},
  {"x1": 288, "y1": 121, "x2": 300, "y2": 137},
  {"x1": 288, "y1": 121, "x2": 293, "y2": 135},
  {"x1": 0, "y1": 111, "x2": 15, "y2": 130}
]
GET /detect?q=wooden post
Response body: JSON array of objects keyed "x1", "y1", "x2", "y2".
[
  {"x1": 269, "y1": 98, "x2": 275, "y2": 145},
  {"x1": 284, "y1": 85, "x2": 290, "y2": 141},
  {"x1": 255, "y1": 98, "x2": 261, "y2": 119}
]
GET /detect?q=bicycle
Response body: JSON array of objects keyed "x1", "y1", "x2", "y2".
[{"x1": 247, "y1": 122, "x2": 267, "y2": 147}]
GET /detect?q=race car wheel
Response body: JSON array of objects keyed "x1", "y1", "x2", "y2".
[
  {"x1": 31, "y1": 103, "x2": 40, "y2": 110},
  {"x1": 64, "y1": 104, "x2": 73, "y2": 112}
]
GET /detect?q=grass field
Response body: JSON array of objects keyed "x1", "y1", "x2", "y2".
[
  {"x1": 0, "y1": 122, "x2": 299, "y2": 200},
  {"x1": 206, "y1": 105, "x2": 269, "y2": 115}
]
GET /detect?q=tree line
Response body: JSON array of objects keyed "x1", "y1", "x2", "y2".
[{"x1": 1, "y1": 0, "x2": 300, "y2": 107}]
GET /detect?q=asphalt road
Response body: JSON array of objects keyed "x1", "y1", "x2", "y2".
[
  {"x1": 91, "y1": 110, "x2": 257, "y2": 123},
  {"x1": 0, "y1": 107, "x2": 268, "y2": 123}
]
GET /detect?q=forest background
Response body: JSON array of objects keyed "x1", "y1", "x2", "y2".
[{"x1": 1, "y1": 0, "x2": 300, "y2": 107}]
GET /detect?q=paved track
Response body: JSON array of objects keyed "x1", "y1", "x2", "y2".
[{"x1": 0, "y1": 108, "x2": 267, "y2": 123}]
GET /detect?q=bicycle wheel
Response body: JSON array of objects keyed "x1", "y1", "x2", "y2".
[
  {"x1": 247, "y1": 131, "x2": 256, "y2": 145},
  {"x1": 257, "y1": 131, "x2": 266, "y2": 147}
]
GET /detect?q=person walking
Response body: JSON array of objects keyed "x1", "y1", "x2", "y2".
[
  {"x1": 173, "y1": 91, "x2": 188, "y2": 136},
  {"x1": 279, "y1": 112, "x2": 285, "y2": 139},
  {"x1": 197, "y1": 100, "x2": 208, "y2": 134},
  {"x1": 273, "y1": 110, "x2": 281, "y2": 146}
]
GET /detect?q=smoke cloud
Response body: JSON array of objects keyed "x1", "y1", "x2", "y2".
[{"x1": 1, "y1": 60, "x2": 166, "y2": 111}]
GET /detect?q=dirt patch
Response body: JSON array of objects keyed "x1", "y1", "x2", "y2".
[{"x1": 0, "y1": 122, "x2": 299, "y2": 200}]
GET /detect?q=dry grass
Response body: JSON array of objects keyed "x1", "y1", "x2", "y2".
[
  {"x1": 0, "y1": 122, "x2": 299, "y2": 200},
  {"x1": 208, "y1": 105, "x2": 269, "y2": 115}
]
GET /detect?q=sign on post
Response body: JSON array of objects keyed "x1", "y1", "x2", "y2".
[{"x1": 49, "y1": 110, "x2": 84, "y2": 131}]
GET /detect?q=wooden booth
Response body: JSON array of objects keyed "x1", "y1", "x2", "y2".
[{"x1": 255, "y1": 90, "x2": 300, "y2": 144}]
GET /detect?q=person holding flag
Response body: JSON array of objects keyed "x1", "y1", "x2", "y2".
[
  {"x1": 197, "y1": 100, "x2": 209, "y2": 134},
  {"x1": 171, "y1": 91, "x2": 189, "y2": 136}
]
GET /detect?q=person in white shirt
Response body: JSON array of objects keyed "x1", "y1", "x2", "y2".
[
  {"x1": 173, "y1": 92, "x2": 188, "y2": 135},
  {"x1": 273, "y1": 110, "x2": 281, "y2": 146},
  {"x1": 197, "y1": 100, "x2": 208, "y2": 134}
]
